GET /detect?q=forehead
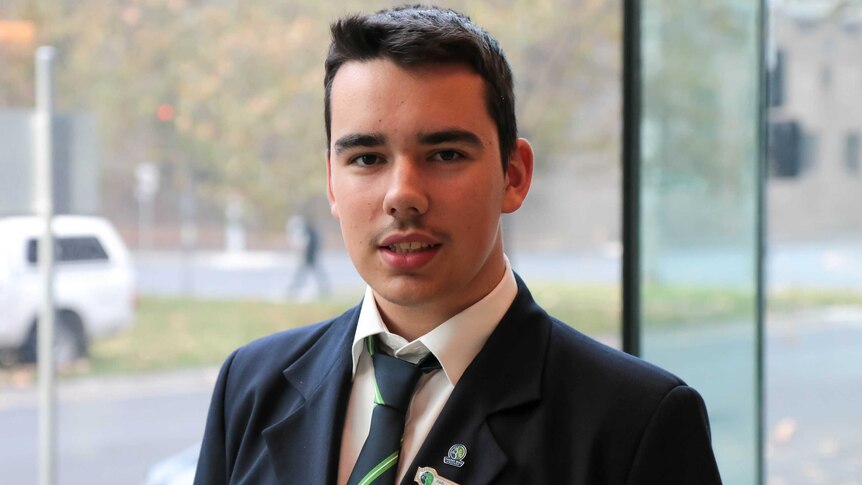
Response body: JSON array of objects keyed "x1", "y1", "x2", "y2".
[{"x1": 329, "y1": 59, "x2": 496, "y2": 142}]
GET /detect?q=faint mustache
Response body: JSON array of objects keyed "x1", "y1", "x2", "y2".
[
  {"x1": 373, "y1": 219, "x2": 445, "y2": 245},
  {"x1": 387, "y1": 215, "x2": 423, "y2": 233}
]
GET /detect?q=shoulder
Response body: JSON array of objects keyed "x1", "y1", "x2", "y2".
[
  {"x1": 540, "y1": 317, "x2": 716, "y2": 467},
  {"x1": 547, "y1": 317, "x2": 684, "y2": 390},
  {"x1": 508, "y1": 276, "x2": 686, "y2": 400},
  {"x1": 544, "y1": 317, "x2": 686, "y2": 402},
  {"x1": 497, "y1": 279, "x2": 720, "y2": 480},
  {"x1": 218, "y1": 305, "x2": 359, "y2": 393}
]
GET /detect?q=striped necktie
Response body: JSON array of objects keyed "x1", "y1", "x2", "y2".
[{"x1": 347, "y1": 336, "x2": 440, "y2": 485}]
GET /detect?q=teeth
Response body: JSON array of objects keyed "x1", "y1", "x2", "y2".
[{"x1": 388, "y1": 242, "x2": 434, "y2": 253}]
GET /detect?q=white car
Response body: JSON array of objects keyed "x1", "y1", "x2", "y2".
[{"x1": 0, "y1": 215, "x2": 136, "y2": 365}]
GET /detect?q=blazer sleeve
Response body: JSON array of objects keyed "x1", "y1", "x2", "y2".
[
  {"x1": 624, "y1": 385, "x2": 723, "y2": 485},
  {"x1": 193, "y1": 350, "x2": 238, "y2": 485}
]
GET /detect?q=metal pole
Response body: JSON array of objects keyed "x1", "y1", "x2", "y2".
[
  {"x1": 622, "y1": 0, "x2": 642, "y2": 356},
  {"x1": 755, "y1": 0, "x2": 768, "y2": 483},
  {"x1": 34, "y1": 45, "x2": 57, "y2": 485}
]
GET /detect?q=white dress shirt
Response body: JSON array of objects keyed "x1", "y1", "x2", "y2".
[{"x1": 336, "y1": 258, "x2": 517, "y2": 484}]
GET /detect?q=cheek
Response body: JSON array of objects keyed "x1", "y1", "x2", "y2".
[
  {"x1": 461, "y1": 188, "x2": 502, "y2": 225},
  {"x1": 336, "y1": 183, "x2": 373, "y2": 214},
  {"x1": 340, "y1": 206, "x2": 374, "y2": 245}
]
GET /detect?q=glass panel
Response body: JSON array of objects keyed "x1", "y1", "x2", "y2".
[
  {"x1": 767, "y1": 3, "x2": 862, "y2": 483},
  {"x1": 0, "y1": 1, "x2": 621, "y2": 483},
  {"x1": 639, "y1": 1, "x2": 762, "y2": 484}
]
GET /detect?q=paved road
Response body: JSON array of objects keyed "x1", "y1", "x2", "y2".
[
  {"x1": 0, "y1": 368, "x2": 215, "y2": 485},
  {"x1": 133, "y1": 249, "x2": 627, "y2": 300},
  {"x1": 645, "y1": 309, "x2": 862, "y2": 485},
  {"x1": 133, "y1": 241, "x2": 862, "y2": 300},
  {"x1": 1, "y1": 310, "x2": 860, "y2": 484},
  {"x1": 764, "y1": 308, "x2": 862, "y2": 485}
]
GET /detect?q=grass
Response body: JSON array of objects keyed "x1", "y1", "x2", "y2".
[
  {"x1": 86, "y1": 297, "x2": 356, "y2": 374},
  {"x1": 767, "y1": 287, "x2": 862, "y2": 313},
  {"x1": 76, "y1": 284, "x2": 862, "y2": 376}
]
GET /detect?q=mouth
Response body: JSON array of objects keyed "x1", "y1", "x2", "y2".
[
  {"x1": 377, "y1": 233, "x2": 443, "y2": 270},
  {"x1": 384, "y1": 241, "x2": 441, "y2": 254}
]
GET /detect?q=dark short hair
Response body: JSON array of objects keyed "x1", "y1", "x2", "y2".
[{"x1": 324, "y1": 4, "x2": 517, "y2": 171}]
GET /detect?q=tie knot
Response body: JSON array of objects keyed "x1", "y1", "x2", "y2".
[{"x1": 368, "y1": 339, "x2": 439, "y2": 413}]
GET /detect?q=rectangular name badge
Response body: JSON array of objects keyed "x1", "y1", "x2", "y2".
[{"x1": 414, "y1": 467, "x2": 460, "y2": 485}]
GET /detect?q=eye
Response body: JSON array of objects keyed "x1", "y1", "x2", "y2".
[
  {"x1": 431, "y1": 150, "x2": 462, "y2": 162},
  {"x1": 351, "y1": 154, "x2": 382, "y2": 167}
]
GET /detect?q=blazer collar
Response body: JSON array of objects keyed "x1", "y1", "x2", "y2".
[
  {"x1": 401, "y1": 275, "x2": 551, "y2": 485},
  {"x1": 262, "y1": 305, "x2": 359, "y2": 485},
  {"x1": 260, "y1": 275, "x2": 549, "y2": 485}
]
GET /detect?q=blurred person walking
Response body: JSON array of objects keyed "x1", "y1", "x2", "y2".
[{"x1": 287, "y1": 214, "x2": 329, "y2": 299}]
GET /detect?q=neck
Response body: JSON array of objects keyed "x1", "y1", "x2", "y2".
[
  {"x1": 378, "y1": 309, "x2": 441, "y2": 342},
  {"x1": 373, "y1": 264, "x2": 507, "y2": 342}
]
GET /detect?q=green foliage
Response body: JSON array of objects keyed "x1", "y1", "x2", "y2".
[
  {"x1": 0, "y1": 0, "x2": 620, "y2": 230},
  {"x1": 641, "y1": 1, "x2": 759, "y2": 193}
]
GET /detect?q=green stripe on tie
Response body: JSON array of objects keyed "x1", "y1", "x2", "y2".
[
  {"x1": 357, "y1": 451, "x2": 399, "y2": 485},
  {"x1": 373, "y1": 381, "x2": 385, "y2": 405}
]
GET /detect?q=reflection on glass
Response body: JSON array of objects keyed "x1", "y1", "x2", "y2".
[
  {"x1": 767, "y1": 2, "x2": 862, "y2": 483},
  {"x1": 639, "y1": 1, "x2": 762, "y2": 484},
  {"x1": 0, "y1": 1, "x2": 621, "y2": 482}
]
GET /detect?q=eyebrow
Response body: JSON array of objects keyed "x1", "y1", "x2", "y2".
[
  {"x1": 332, "y1": 129, "x2": 484, "y2": 156},
  {"x1": 418, "y1": 129, "x2": 483, "y2": 149},
  {"x1": 333, "y1": 133, "x2": 387, "y2": 155}
]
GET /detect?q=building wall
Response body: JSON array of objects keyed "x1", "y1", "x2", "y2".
[{"x1": 769, "y1": 8, "x2": 862, "y2": 241}]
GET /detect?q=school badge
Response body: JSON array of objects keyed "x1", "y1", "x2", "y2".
[
  {"x1": 443, "y1": 443, "x2": 467, "y2": 467},
  {"x1": 414, "y1": 466, "x2": 459, "y2": 485}
]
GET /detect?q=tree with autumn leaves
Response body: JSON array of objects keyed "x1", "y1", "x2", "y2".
[{"x1": 0, "y1": 0, "x2": 619, "y2": 245}]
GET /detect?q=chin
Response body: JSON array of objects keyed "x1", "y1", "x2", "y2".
[{"x1": 372, "y1": 278, "x2": 445, "y2": 307}]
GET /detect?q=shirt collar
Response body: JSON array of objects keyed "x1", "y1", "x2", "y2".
[{"x1": 350, "y1": 256, "x2": 517, "y2": 386}]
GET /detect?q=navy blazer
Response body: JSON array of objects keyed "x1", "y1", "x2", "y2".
[{"x1": 195, "y1": 277, "x2": 722, "y2": 484}]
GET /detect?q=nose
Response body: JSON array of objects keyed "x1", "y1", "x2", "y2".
[{"x1": 382, "y1": 159, "x2": 429, "y2": 218}]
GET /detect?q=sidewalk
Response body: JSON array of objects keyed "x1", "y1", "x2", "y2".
[{"x1": 0, "y1": 365, "x2": 220, "y2": 411}]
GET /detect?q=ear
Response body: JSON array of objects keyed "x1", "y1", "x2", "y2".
[
  {"x1": 326, "y1": 150, "x2": 339, "y2": 219},
  {"x1": 502, "y1": 138, "x2": 534, "y2": 214}
]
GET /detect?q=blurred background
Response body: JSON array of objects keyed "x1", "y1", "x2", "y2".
[{"x1": 0, "y1": 0, "x2": 858, "y2": 484}]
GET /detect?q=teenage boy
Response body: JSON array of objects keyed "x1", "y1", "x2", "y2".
[{"x1": 195, "y1": 5, "x2": 722, "y2": 485}]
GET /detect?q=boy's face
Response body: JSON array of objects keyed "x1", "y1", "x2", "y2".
[{"x1": 327, "y1": 59, "x2": 531, "y2": 325}]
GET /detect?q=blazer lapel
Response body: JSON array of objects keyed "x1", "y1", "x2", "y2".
[
  {"x1": 402, "y1": 276, "x2": 551, "y2": 485},
  {"x1": 262, "y1": 306, "x2": 359, "y2": 485}
]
